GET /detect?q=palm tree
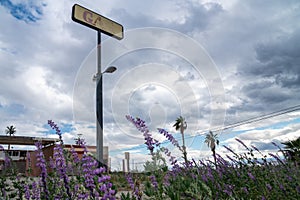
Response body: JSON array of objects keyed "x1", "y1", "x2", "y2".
[
  {"x1": 282, "y1": 137, "x2": 300, "y2": 166},
  {"x1": 173, "y1": 116, "x2": 188, "y2": 164},
  {"x1": 205, "y1": 131, "x2": 219, "y2": 168},
  {"x1": 5, "y1": 125, "x2": 16, "y2": 150}
]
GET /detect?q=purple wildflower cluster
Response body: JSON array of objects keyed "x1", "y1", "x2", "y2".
[
  {"x1": 126, "y1": 173, "x2": 142, "y2": 200},
  {"x1": 149, "y1": 175, "x2": 158, "y2": 190},
  {"x1": 24, "y1": 185, "x2": 30, "y2": 200},
  {"x1": 162, "y1": 147, "x2": 178, "y2": 166},
  {"x1": 53, "y1": 144, "x2": 72, "y2": 198},
  {"x1": 82, "y1": 150, "x2": 98, "y2": 194},
  {"x1": 35, "y1": 141, "x2": 50, "y2": 199},
  {"x1": 8, "y1": 121, "x2": 117, "y2": 199},
  {"x1": 2, "y1": 115, "x2": 300, "y2": 199},
  {"x1": 48, "y1": 120, "x2": 63, "y2": 144},
  {"x1": 124, "y1": 115, "x2": 300, "y2": 199},
  {"x1": 70, "y1": 147, "x2": 80, "y2": 164},
  {"x1": 157, "y1": 128, "x2": 181, "y2": 150},
  {"x1": 235, "y1": 138, "x2": 249, "y2": 151},
  {"x1": 126, "y1": 115, "x2": 159, "y2": 154},
  {"x1": 74, "y1": 141, "x2": 116, "y2": 199}
]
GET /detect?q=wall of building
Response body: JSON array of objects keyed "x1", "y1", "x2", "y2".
[
  {"x1": 27, "y1": 144, "x2": 109, "y2": 176},
  {"x1": 1, "y1": 150, "x2": 31, "y2": 175}
]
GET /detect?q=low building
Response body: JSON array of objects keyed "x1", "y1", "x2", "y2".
[
  {"x1": 0, "y1": 135, "x2": 58, "y2": 174},
  {"x1": 0, "y1": 135, "x2": 109, "y2": 176}
]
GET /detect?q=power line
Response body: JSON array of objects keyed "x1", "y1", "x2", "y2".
[
  {"x1": 187, "y1": 104, "x2": 300, "y2": 143},
  {"x1": 110, "y1": 104, "x2": 300, "y2": 153},
  {"x1": 203, "y1": 104, "x2": 300, "y2": 134}
]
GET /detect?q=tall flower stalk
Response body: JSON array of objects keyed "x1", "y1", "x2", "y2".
[
  {"x1": 53, "y1": 144, "x2": 72, "y2": 199},
  {"x1": 126, "y1": 115, "x2": 159, "y2": 155},
  {"x1": 48, "y1": 120, "x2": 63, "y2": 144},
  {"x1": 35, "y1": 141, "x2": 50, "y2": 200}
]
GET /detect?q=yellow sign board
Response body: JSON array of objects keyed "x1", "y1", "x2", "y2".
[{"x1": 72, "y1": 4, "x2": 123, "y2": 40}]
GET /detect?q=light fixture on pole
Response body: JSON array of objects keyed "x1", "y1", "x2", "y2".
[
  {"x1": 93, "y1": 66, "x2": 117, "y2": 81},
  {"x1": 93, "y1": 65, "x2": 117, "y2": 166}
]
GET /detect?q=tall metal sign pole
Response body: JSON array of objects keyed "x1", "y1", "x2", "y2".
[{"x1": 72, "y1": 4, "x2": 123, "y2": 164}]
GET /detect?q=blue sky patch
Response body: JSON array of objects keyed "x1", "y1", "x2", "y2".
[
  {"x1": 0, "y1": 103, "x2": 26, "y2": 116},
  {"x1": 0, "y1": 0, "x2": 45, "y2": 23},
  {"x1": 43, "y1": 122, "x2": 75, "y2": 135}
]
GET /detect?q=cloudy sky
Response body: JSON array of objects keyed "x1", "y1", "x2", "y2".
[{"x1": 1, "y1": 0, "x2": 300, "y2": 170}]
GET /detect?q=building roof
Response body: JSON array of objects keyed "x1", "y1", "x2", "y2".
[{"x1": 0, "y1": 135, "x2": 59, "y2": 146}]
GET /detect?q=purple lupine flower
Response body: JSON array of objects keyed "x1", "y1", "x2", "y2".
[
  {"x1": 126, "y1": 173, "x2": 141, "y2": 200},
  {"x1": 99, "y1": 175, "x2": 111, "y2": 182},
  {"x1": 266, "y1": 183, "x2": 272, "y2": 191},
  {"x1": 1, "y1": 187, "x2": 6, "y2": 199},
  {"x1": 207, "y1": 168, "x2": 214, "y2": 181},
  {"x1": 226, "y1": 155, "x2": 237, "y2": 165},
  {"x1": 296, "y1": 186, "x2": 300, "y2": 194},
  {"x1": 35, "y1": 142, "x2": 50, "y2": 200},
  {"x1": 216, "y1": 154, "x2": 230, "y2": 167},
  {"x1": 251, "y1": 145, "x2": 262, "y2": 153},
  {"x1": 99, "y1": 182, "x2": 116, "y2": 199},
  {"x1": 268, "y1": 153, "x2": 284, "y2": 165},
  {"x1": 74, "y1": 184, "x2": 80, "y2": 197},
  {"x1": 157, "y1": 128, "x2": 181, "y2": 150},
  {"x1": 272, "y1": 141, "x2": 285, "y2": 154},
  {"x1": 126, "y1": 115, "x2": 158, "y2": 154},
  {"x1": 48, "y1": 156, "x2": 55, "y2": 170},
  {"x1": 26, "y1": 151, "x2": 33, "y2": 176},
  {"x1": 81, "y1": 151, "x2": 99, "y2": 197},
  {"x1": 78, "y1": 193, "x2": 89, "y2": 199},
  {"x1": 248, "y1": 172, "x2": 255, "y2": 181},
  {"x1": 262, "y1": 196, "x2": 266, "y2": 200},
  {"x1": 126, "y1": 173, "x2": 135, "y2": 190},
  {"x1": 199, "y1": 159, "x2": 207, "y2": 167},
  {"x1": 150, "y1": 175, "x2": 158, "y2": 190},
  {"x1": 235, "y1": 138, "x2": 249, "y2": 150},
  {"x1": 223, "y1": 145, "x2": 238, "y2": 156},
  {"x1": 107, "y1": 189, "x2": 116, "y2": 199},
  {"x1": 94, "y1": 167, "x2": 106, "y2": 175},
  {"x1": 201, "y1": 174, "x2": 208, "y2": 182},
  {"x1": 100, "y1": 184, "x2": 107, "y2": 192},
  {"x1": 223, "y1": 189, "x2": 232, "y2": 196},
  {"x1": 31, "y1": 181, "x2": 40, "y2": 199},
  {"x1": 24, "y1": 184, "x2": 31, "y2": 200},
  {"x1": 242, "y1": 187, "x2": 249, "y2": 194},
  {"x1": 53, "y1": 144, "x2": 72, "y2": 199},
  {"x1": 186, "y1": 160, "x2": 195, "y2": 169},
  {"x1": 279, "y1": 183, "x2": 285, "y2": 192},
  {"x1": 48, "y1": 120, "x2": 63, "y2": 144},
  {"x1": 162, "y1": 147, "x2": 178, "y2": 166},
  {"x1": 70, "y1": 147, "x2": 80, "y2": 163},
  {"x1": 163, "y1": 173, "x2": 171, "y2": 186}
]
